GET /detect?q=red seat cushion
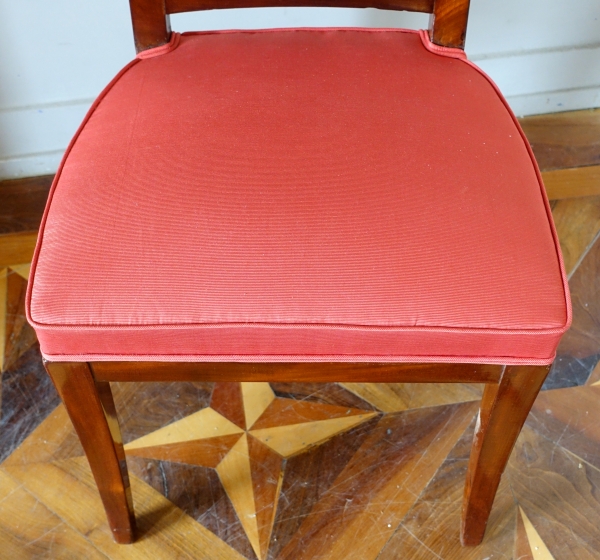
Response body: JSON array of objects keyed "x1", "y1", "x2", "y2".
[{"x1": 27, "y1": 28, "x2": 570, "y2": 364}]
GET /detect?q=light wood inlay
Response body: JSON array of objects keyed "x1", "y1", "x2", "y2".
[
  {"x1": 125, "y1": 434, "x2": 243, "y2": 467},
  {"x1": 514, "y1": 505, "x2": 535, "y2": 560},
  {"x1": 341, "y1": 382, "x2": 482, "y2": 412},
  {"x1": 9, "y1": 263, "x2": 31, "y2": 280},
  {"x1": 216, "y1": 434, "x2": 262, "y2": 559},
  {"x1": 241, "y1": 382, "x2": 275, "y2": 428},
  {"x1": 520, "y1": 507, "x2": 555, "y2": 560},
  {"x1": 252, "y1": 414, "x2": 376, "y2": 457},
  {"x1": 119, "y1": 382, "x2": 376, "y2": 559},
  {"x1": 251, "y1": 397, "x2": 373, "y2": 430},
  {"x1": 247, "y1": 436, "x2": 284, "y2": 560},
  {"x1": 125, "y1": 407, "x2": 244, "y2": 450}
]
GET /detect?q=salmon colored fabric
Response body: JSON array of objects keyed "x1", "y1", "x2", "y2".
[{"x1": 27, "y1": 28, "x2": 570, "y2": 364}]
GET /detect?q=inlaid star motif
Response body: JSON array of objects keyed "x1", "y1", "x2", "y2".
[{"x1": 124, "y1": 382, "x2": 377, "y2": 560}]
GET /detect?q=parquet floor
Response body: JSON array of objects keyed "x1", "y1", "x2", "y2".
[{"x1": 1, "y1": 109, "x2": 600, "y2": 559}]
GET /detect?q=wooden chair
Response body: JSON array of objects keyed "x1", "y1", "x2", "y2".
[{"x1": 27, "y1": 0, "x2": 571, "y2": 549}]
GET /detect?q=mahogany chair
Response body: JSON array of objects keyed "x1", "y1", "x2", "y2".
[{"x1": 27, "y1": 0, "x2": 570, "y2": 549}]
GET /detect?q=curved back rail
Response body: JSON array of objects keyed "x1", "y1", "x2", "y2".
[{"x1": 129, "y1": 0, "x2": 470, "y2": 52}]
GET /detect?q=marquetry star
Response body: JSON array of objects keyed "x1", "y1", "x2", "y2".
[{"x1": 125, "y1": 382, "x2": 377, "y2": 560}]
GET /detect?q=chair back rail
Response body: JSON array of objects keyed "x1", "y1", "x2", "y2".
[{"x1": 129, "y1": 0, "x2": 470, "y2": 52}]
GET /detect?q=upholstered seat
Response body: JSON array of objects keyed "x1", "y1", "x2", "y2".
[{"x1": 27, "y1": 28, "x2": 570, "y2": 364}]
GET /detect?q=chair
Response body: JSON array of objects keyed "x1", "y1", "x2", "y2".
[{"x1": 26, "y1": 0, "x2": 571, "y2": 549}]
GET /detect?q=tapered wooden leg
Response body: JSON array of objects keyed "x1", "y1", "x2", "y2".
[
  {"x1": 44, "y1": 360, "x2": 136, "y2": 543},
  {"x1": 461, "y1": 364, "x2": 550, "y2": 546}
]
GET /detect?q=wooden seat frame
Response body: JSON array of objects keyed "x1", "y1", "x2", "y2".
[{"x1": 43, "y1": 0, "x2": 554, "y2": 548}]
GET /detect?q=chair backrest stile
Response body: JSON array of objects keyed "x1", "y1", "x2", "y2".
[{"x1": 129, "y1": 0, "x2": 470, "y2": 53}]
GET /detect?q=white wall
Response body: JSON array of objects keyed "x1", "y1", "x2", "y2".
[{"x1": 1, "y1": 0, "x2": 599, "y2": 179}]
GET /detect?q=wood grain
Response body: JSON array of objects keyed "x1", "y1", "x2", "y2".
[
  {"x1": 519, "y1": 109, "x2": 600, "y2": 172},
  {"x1": 273, "y1": 382, "x2": 377, "y2": 410},
  {"x1": 251, "y1": 412, "x2": 376, "y2": 457},
  {"x1": 0, "y1": 232, "x2": 37, "y2": 268},
  {"x1": 132, "y1": 0, "x2": 472, "y2": 52},
  {"x1": 556, "y1": 235, "x2": 600, "y2": 359},
  {"x1": 341, "y1": 381, "x2": 482, "y2": 412},
  {"x1": 0, "y1": 469, "x2": 106, "y2": 559},
  {"x1": 542, "y1": 165, "x2": 600, "y2": 200},
  {"x1": 0, "y1": 175, "x2": 52, "y2": 235},
  {"x1": 378, "y1": 418, "x2": 516, "y2": 559},
  {"x1": 216, "y1": 435, "x2": 262, "y2": 559},
  {"x1": 529, "y1": 385, "x2": 600, "y2": 470},
  {"x1": 9, "y1": 263, "x2": 30, "y2": 280},
  {"x1": 241, "y1": 382, "x2": 275, "y2": 428},
  {"x1": 110, "y1": 380, "x2": 213, "y2": 444},
  {"x1": 2, "y1": 404, "x2": 83, "y2": 467},
  {"x1": 165, "y1": 0, "x2": 433, "y2": 14},
  {"x1": 461, "y1": 365, "x2": 550, "y2": 546},
  {"x1": 45, "y1": 362, "x2": 135, "y2": 543},
  {"x1": 551, "y1": 195, "x2": 600, "y2": 277},
  {"x1": 125, "y1": 407, "x2": 243, "y2": 450},
  {"x1": 277, "y1": 402, "x2": 476, "y2": 560},
  {"x1": 125, "y1": 434, "x2": 242, "y2": 467},
  {"x1": 250, "y1": 397, "x2": 373, "y2": 429},
  {"x1": 92, "y1": 361, "x2": 502, "y2": 383},
  {"x1": 508, "y1": 426, "x2": 600, "y2": 559},
  {"x1": 2, "y1": 268, "x2": 36, "y2": 372},
  {"x1": 430, "y1": 0, "x2": 470, "y2": 49},
  {"x1": 587, "y1": 361, "x2": 600, "y2": 385},
  {"x1": 247, "y1": 436, "x2": 284, "y2": 560},
  {"x1": 519, "y1": 507, "x2": 555, "y2": 560},
  {"x1": 514, "y1": 507, "x2": 535, "y2": 560},
  {"x1": 3, "y1": 457, "x2": 246, "y2": 559},
  {"x1": 0, "y1": 269, "x2": 5, "y2": 372},
  {"x1": 129, "y1": 0, "x2": 171, "y2": 53},
  {"x1": 211, "y1": 383, "x2": 247, "y2": 430}
]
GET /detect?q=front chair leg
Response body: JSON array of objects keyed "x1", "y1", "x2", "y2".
[
  {"x1": 461, "y1": 364, "x2": 550, "y2": 546},
  {"x1": 44, "y1": 361, "x2": 136, "y2": 543}
]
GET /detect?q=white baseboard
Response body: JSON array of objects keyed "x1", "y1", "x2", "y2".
[
  {"x1": 0, "y1": 150, "x2": 65, "y2": 180},
  {"x1": 506, "y1": 86, "x2": 600, "y2": 117},
  {"x1": 0, "y1": 100, "x2": 91, "y2": 180}
]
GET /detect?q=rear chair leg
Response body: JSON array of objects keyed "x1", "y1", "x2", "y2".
[
  {"x1": 461, "y1": 364, "x2": 550, "y2": 545},
  {"x1": 44, "y1": 361, "x2": 135, "y2": 543}
]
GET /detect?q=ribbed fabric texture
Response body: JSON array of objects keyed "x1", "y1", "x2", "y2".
[{"x1": 27, "y1": 28, "x2": 570, "y2": 363}]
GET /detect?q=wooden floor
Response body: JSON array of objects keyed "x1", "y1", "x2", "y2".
[{"x1": 1, "y1": 109, "x2": 600, "y2": 559}]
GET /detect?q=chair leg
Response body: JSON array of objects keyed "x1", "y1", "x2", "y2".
[
  {"x1": 44, "y1": 361, "x2": 136, "y2": 543},
  {"x1": 461, "y1": 364, "x2": 550, "y2": 546}
]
